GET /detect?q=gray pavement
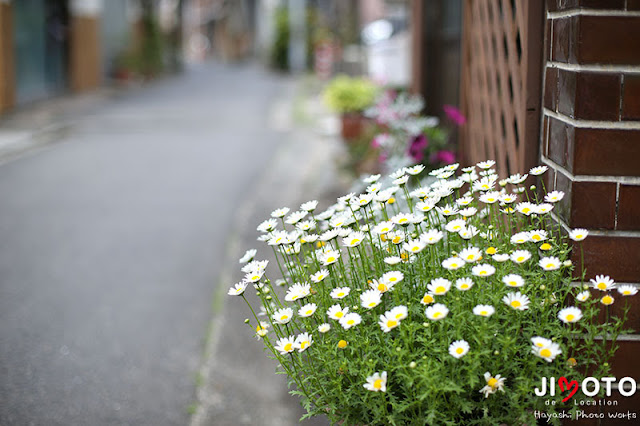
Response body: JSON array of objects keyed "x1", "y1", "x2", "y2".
[{"x1": 0, "y1": 62, "x2": 343, "y2": 425}]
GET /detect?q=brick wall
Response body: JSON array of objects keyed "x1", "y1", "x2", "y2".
[
  {"x1": 541, "y1": 1, "x2": 640, "y2": 423},
  {"x1": 0, "y1": 2, "x2": 15, "y2": 113}
]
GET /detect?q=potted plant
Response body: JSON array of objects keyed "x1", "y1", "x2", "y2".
[
  {"x1": 323, "y1": 75, "x2": 378, "y2": 141},
  {"x1": 229, "y1": 161, "x2": 635, "y2": 425}
]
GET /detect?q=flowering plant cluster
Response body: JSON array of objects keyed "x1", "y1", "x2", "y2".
[
  {"x1": 365, "y1": 91, "x2": 464, "y2": 173},
  {"x1": 229, "y1": 161, "x2": 635, "y2": 425}
]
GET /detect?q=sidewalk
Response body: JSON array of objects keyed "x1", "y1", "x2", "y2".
[{"x1": 191, "y1": 76, "x2": 348, "y2": 426}]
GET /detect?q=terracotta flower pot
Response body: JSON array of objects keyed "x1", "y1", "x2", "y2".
[{"x1": 341, "y1": 112, "x2": 366, "y2": 141}]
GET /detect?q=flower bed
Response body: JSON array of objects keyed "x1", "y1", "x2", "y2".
[{"x1": 229, "y1": 162, "x2": 635, "y2": 425}]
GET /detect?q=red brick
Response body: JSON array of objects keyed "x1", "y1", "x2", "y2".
[
  {"x1": 609, "y1": 339, "x2": 640, "y2": 382},
  {"x1": 617, "y1": 185, "x2": 640, "y2": 231},
  {"x1": 571, "y1": 181, "x2": 617, "y2": 229},
  {"x1": 574, "y1": 128, "x2": 640, "y2": 176},
  {"x1": 555, "y1": 169, "x2": 573, "y2": 223},
  {"x1": 574, "y1": 73, "x2": 621, "y2": 121},
  {"x1": 548, "y1": 117, "x2": 575, "y2": 172},
  {"x1": 552, "y1": 17, "x2": 576, "y2": 63},
  {"x1": 558, "y1": 68, "x2": 577, "y2": 117},
  {"x1": 627, "y1": 0, "x2": 640, "y2": 11},
  {"x1": 577, "y1": 16, "x2": 640, "y2": 65},
  {"x1": 547, "y1": 0, "x2": 625, "y2": 10},
  {"x1": 572, "y1": 235, "x2": 640, "y2": 283},
  {"x1": 622, "y1": 74, "x2": 640, "y2": 121},
  {"x1": 542, "y1": 115, "x2": 550, "y2": 158}
]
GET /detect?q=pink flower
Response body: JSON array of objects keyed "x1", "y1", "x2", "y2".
[
  {"x1": 408, "y1": 134, "x2": 428, "y2": 162},
  {"x1": 431, "y1": 149, "x2": 456, "y2": 165},
  {"x1": 443, "y1": 105, "x2": 466, "y2": 126}
]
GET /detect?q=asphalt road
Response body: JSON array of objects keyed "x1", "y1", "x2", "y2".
[{"x1": 0, "y1": 62, "x2": 295, "y2": 426}]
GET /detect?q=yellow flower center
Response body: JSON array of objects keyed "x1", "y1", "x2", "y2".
[
  {"x1": 347, "y1": 319, "x2": 355, "y2": 325},
  {"x1": 317, "y1": 241, "x2": 325, "y2": 248},
  {"x1": 378, "y1": 283, "x2": 388, "y2": 292},
  {"x1": 456, "y1": 347, "x2": 464, "y2": 354},
  {"x1": 368, "y1": 302, "x2": 377, "y2": 307},
  {"x1": 338, "y1": 340, "x2": 347, "y2": 348},
  {"x1": 508, "y1": 281, "x2": 517, "y2": 287},
  {"x1": 401, "y1": 253, "x2": 409, "y2": 261},
  {"x1": 566, "y1": 314, "x2": 575, "y2": 322},
  {"x1": 300, "y1": 341, "x2": 309, "y2": 349},
  {"x1": 451, "y1": 263, "x2": 459, "y2": 268},
  {"x1": 350, "y1": 239, "x2": 359, "y2": 245},
  {"x1": 281, "y1": 315, "x2": 289, "y2": 321},
  {"x1": 393, "y1": 237, "x2": 402, "y2": 244},
  {"x1": 623, "y1": 290, "x2": 631, "y2": 295},
  {"x1": 412, "y1": 246, "x2": 419, "y2": 252},
  {"x1": 335, "y1": 311, "x2": 344, "y2": 318},
  {"x1": 488, "y1": 378, "x2": 498, "y2": 388},
  {"x1": 284, "y1": 343, "x2": 293, "y2": 352},
  {"x1": 511, "y1": 300, "x2": 521, "y2": 308},
  {"x1": 389, "y1": 277, "x2": 398, "y2": 282},
  {"x1": 522, "y1": 208, "x2": 530, "y2": 213},
  {"x1": 327, "y1": 256, "x2": 335, "y2": 263},
  {"x1": 399, "y1": 218, "x2": 407, "y2": 224},
  {"x1": 480, "y1": 310, "x2": 487, "y2": 316},
  {"x1": 373, "y1": 379, "x2": 383, "y2": 389},
  {"x1": 387, "y1": 197, "x2": 395, "y2": 204},
  {"x1": 395, "y1": 313, "x2": 403, "y2": 320},
  {"x1": 597, "y1": 282, "x2": 607, "y2": 290},
  {"x1": 433, "y1": 312, "x2": 442, "y2": 319},
  {"x1": 461, "y1": 284, "x2": 469, "y2": 289},
  {"x1": 423, "y1": 295, "x2": 434, "y2": 304},
  {"x1": 575, "y1": 234, "x2": 584, "y2": 239},
  {"x1": 540, "y1": 348, "x2": 552, "y2": 358},
  {"x1": 380, "y1": 234, "x2": 388, "y2": 242},
  {"x1": 337, "y1": 292, "x2": 345, "y2": 297},
  {"x1": 387, "y1": 320, "x2": 398, "y2": 328},
  {"x1": 546, "y1": 263, "x2": 555, "y2": 269},
  {"x1": 467, "y1": 255, "x2": 475, "y2": 260},
  {"x1": 602, "y1": 295, "x2": 613, "y2": 305},
  {"x1": 479, "y1": 271, "x2": 487, "y2": 276},
  {"x1": 305, "y1": 310, "x2": 313, "y2": 315},
  {"x1": 487, "y1": 247, "x2": 497, "y2": 255},
  {"x1": 517, "y1": 257, "x2": 525, "y2": 262},
  {"x1": 532, "y1": 235, "x2": 541, "y2": 241},
  {"x1": 540, "y1": 243, "x2": 551, "y2": 250},
  {"x1": 435, "y1": 286, "x2": 446, "y2": 294}
]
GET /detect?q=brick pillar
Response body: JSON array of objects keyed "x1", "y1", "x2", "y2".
[
  {"x1": 0, "y1": 1, "x2": 15, "y2": 113},
  {"x1": 69, "y1": 0, "x2": 103, "y2": 92},
  {"x1": 541, "y1": 1, "x2": 640, "y2": 422}
]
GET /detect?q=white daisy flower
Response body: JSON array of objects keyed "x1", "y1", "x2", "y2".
[
  {"x1": 391, "y1": 212, "x2": 414, "y2": 226},
  {"x1": 558, "y1": 306, "x2": 583, "y2": 323},
  {"x1": 462, "y1": 166, "x2": 476, "y2": 173},
  {"x1": 274, "y1": 335, "x2": 296, "y2": 354},
  {"x1": 415, "y1": 200, "x2": 436, "y2": 212},
  {"x1": 343, "y1": 231, "x2": 365, "y2": 248},
  {"x1": 471, "y1": 263, "x2": 496, "y2": 277},
  {"x1": 510, "y1": 250, "x2": 532, "y2": 264},
  {"x1": 257, "y1": 218, "x2": 278, "y2": 233},
  {"x1": 590, "y1": 275, "x2": 616, "y2": 291},
  {"x1": 319, "y1": 250, "x2": 341, "y2": 266},
  {"x1": 472, "y1": 176, "x2": 496, "y2": 192},
  {"x1": 459, "y1": 207, "x2": 478, "y2": 217},
  {"x1": 456, "y1": 277, "x2": 474, "y2": 291},
  {"x1": 601, "y1": 294, "x2": 615, "y2": 305},
  {"x1": 539, "y1": 256, "x2": 561, "y2": 271},
  {"x1": 516, "y1": 202, "x2": 536, "y2": 216},
  {"x1": 528, "y1": 230, "x2": 548, "y2": 243},
  {"x1": 245, "y1": 269, "x2": 266, "y2": 283},
  {"x1": 300, "y1": 200, "x2": 318, "y2": 211},
  {"x1": 576, "y1": 290, "x2": 590, "y2": 302},
  {"x1": 327, "y1": 304, "x2": 349, "y2": 320},
  {"x1": 381, "y1": 271, "x2": 404, "y2": 285},
  {"x1": 445, "y1": 219, "x2": 466, "y2": 233},
  {"x1": 510, "y1": 231, "x2": 530, "y2": 244},
  {"x1": 363, "y1": 371, "x2": 387, "y2": 392},
  {"x1": 294, "y1": 332, "x2": 313, "y2": 352},
  {"x1": 473, "y1": 304, "x2": 495, "y2": 317},
  {"x1": 421, "y1": 229, "x2": 444, "y2": 244},
  {"x1": 499, "y1": 193, "x2": 518, "y2": 204},
  {"x1": 378, "y1": 312, "x2": 401, "y2": 333},
  {"x1": 393, "y1": 175, "x2": 410, "y2": 185},
  {"x1": 228, "y1": 281, "x2": 249, "y2": 296},
  {"x1": 389, "y1": 305, "x2": 408, "y2": 321},
  {"x1": 330, "y1": 287, "x2": 351, "y2": 299},
  {"x1": 285, "y1": 210, "x2": 308, "y2": 225},
  {"x1": 339, "y1": 312, "x2": 362, "y2": 329},
  {"x1": 479, "y1": 191, "x2": 501, "y2": 204},
  {"x1": 384, "y1": 256, "x2": 402, "y2": 265},
  {"x1": 425, "y1": 303, "x2": 449, "y2": 320},
  {"x1": 437, "y1": 204, "x2": 459, "y2": 216},
  {"x1": 535, "y1": 203, "x2": 554, "y2": 214},
  {"x1": 318, "y1": 323, "x2": 331, "y2": 333},
  {"x1": 371, "y1": 279, "x2": 394, "y2": 293},
  {"x1": 477, "y1": 160, "x2": 496, "y2": 169},
  {"x1": 372, "y1": 221, "x2": 395, "y2": 235},
  {"x1": 406, "y1": 164, "x2": 425, "y2": 175},
  {"x1": 360, "y1": 289, "x2": 382, "y2": 309},
  {"x1": 456, "y1": 196, "x2": 474, "y2": 206},
  {"x1": 569, "y1": 228, "x2": 589, "y2": 241},
  {"x1": 403, "y1": 239, "x2": 427, "y2": 254},
  {"x1": 503, "y1": 292, "x2": 530, "y2": 310},
  {"x1": 493, "y1": 253, "x2": 510, "y2": 262},
  {"x1": 427, "y1": 278, "x2": 452, "y2": 296},
  {"x1": 284, "y1": 283, "x2": 311, "y2": 302},
  {"x1": 420, "y1": 292, "x2": 435, "y2": 305},
  {"x1": 442, "y1": 256, "x2": 465, "y2": 270},
  {"x1": 310, "y1": 269, "x2": 329, "y2": 283},
  {"x1": 502, "y1": 274, "x2": 525, "y2": 288},
  {"x1": 544, "y1": 190, "x2": 565, "y2": 203},
  {"x1": 271, "y1": 207, "x2": 290, "y2": 218},
  {"x1": 530, "y1": 165, "x2": 548, "y2": 175},
  {"x1": 531, "y1": 339, "x2": 562, "y2": 362},
  {"x1": 449, "y1": 340, "x2": 470, "y2": 359},
  {"x1": 508, "y1": 173, "x2": 528, "y2": 185},
  {"x1": 531, "y1": 337, "x2": 553, "y2": 349},
  {"x1": 618, "y1": 285, "x2": 638, "y2": 296},
  {"x1": 298, "y1": 303, "x2": 317, "y2": 317},
  {"x1": 272, "y1": 307, "x2": 294, "y2": 324},
  {"x1": 352, "y1": 193, "x2": 374, "y2": 207},
  {"x1": 255, "y1": 321, "x2": 270, "y2": 338},
  {"x1": 480, "y1": 372, "x2": 506, "y2": 397},
  {"x1": 459, "y1": 225, "x2": 480, "y2": 240},
  {"x1": 459, "y1": 247, "x2": 483, "y2": 263},
  {"x1": 366, "y1": 183, "x2": 381, "y2": 193},
  {"x1": 239, "y1": 249, "x2": 257, "y2": 264}
]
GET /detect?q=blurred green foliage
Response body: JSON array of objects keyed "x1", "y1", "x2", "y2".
[{"x1": 323, "y1": 75, "x2": 378, "y2": 114}]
